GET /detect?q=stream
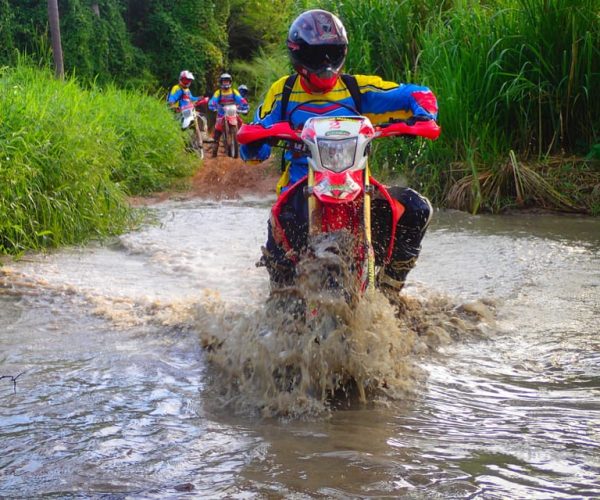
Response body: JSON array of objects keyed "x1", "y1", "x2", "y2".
[{"x1": 1, "y1": 197, "x2": 599, "y2": 498}]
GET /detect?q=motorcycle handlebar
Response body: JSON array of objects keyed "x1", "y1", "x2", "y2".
[
  {"x1": 237, "y1": 118, "x2": 440, "y2": 145},
  {"x1": 376, "y1": 119, "x2": 441, "y2": 140},
  {"x1": 237, "y1": 122, "x2": 300, "y2": 145}
]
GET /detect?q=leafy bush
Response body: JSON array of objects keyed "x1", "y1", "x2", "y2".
[{"x1": 0, "y1": 61, "x2": 195, "y2": 255}]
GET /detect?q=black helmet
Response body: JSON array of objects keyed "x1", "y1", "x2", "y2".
[
  {"x1": 287, "y1": 10, "x2": 348, "y2": 92},
  {"x1": 238, "y1": 84, "x2": 248, "y2": 98}
]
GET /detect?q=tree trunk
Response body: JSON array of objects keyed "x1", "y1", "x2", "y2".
[
  {"x1": 91, "y1": 2, "x2": 100, "y2": 17},
  {"x1": 47, "y1": 0, "x2": 64, "y2": 80}
]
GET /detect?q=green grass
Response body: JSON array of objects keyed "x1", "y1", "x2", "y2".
[
  {"x1": 314, "y1": 0, "x2": 600, "y2": 213},
  {"x1": 0, "y1": 59, "x2": 197, "y2": 255},
  {"x1": 90, "y1": 85, "x2": 195, "y2": 194}
]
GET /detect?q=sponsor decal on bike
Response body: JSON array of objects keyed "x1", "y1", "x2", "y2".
[{"x1": 324, "y1": 130, "x2": 351, "y2": 137}]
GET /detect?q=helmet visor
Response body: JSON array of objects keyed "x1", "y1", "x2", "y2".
[{"x1": 295, "y1": 44, "x2": 346, "y2": 73}]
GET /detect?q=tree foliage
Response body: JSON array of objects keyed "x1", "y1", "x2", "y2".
[
  {"x1": 227, "y1": 0, "x2": 293, "y2": 61},
  {"x1": 0, "y1": 0, "x2": 230, "y2": 92}
]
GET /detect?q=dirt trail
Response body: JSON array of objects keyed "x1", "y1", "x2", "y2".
[
  {"x1": 130, "y1": 155, "x2": 279, "y2": 205},
  {"x1": 191, "y1": 155, "x2": 279, "y2": 199}
]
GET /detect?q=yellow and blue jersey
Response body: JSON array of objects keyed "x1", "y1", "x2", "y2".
[
  {"x1": 208, "y1": 88, "x2": 248, "y2": 117},
  {"x1": 241, "y1": 74, "x2": 438, "y2": 188},
  {"x1": 167, "y1": 84, "x2": 200, "y2": 109}
]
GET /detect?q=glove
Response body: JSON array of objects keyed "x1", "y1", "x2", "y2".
[
  {"x1": 196, "y1": 96, "x2": 209, "y2": 107},
  {"x1": 410, "y1": 89, "x2": 438, "y2": 120},
  {"x1": 240, "y1": 141, "x2": 271, "y2": 162}
]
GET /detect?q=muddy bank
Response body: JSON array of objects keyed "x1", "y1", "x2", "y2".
[{"x1": 129, "y1": 156, "x2": 280, "y2": 206}]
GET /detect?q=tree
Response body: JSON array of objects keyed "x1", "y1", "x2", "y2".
[{"x1": 47, "y1": 0, "x2": 64, "y2": 80}]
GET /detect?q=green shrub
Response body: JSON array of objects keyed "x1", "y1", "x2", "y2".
[
  {"x1": 91, "y1": 85, "x2": 194, "y2": 194},
  {"x1": 320, "y1": 0, "x2": 599, "y2": 212},
  {"x1": 0, "y1": 60, "x2": 195, "y2": 255}
]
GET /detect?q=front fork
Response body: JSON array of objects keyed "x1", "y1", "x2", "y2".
[
  {"x1": 363, "y1": 163, "x2": 376, "y2": 292},
  {"x1": 306, "y1": 167, "x2": 373, "y2": 403}
]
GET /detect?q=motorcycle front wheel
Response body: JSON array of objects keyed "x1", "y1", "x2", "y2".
[
  {"x1": 225, "y1": 123, "x2": 239, "y2": 158},
  {"x1": 190, "y1": 120, "x2": 204, "y2": 160}
]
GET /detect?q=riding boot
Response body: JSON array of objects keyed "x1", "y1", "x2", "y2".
[
  {"x1": 257, "y1": 246, "x2": 295, "y2": 287},
  {"x1": 200, "y1": 117, "x2": 211, "y2": 141},
  {"x1": 379, "y1": 257, "x2": 417, "y2": 295},
  {"x1": 212, "y1": 131, "x2": 221, "y2": 157},
  {"x1": 374, "y1": 186, "x2": 432, "y2": 303}
]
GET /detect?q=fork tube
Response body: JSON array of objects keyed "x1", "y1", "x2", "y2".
[
  {"x1": 307, "y1": 167, "x2": 318, "y2": 235},
  {"x1": 363, "y1": 163, "x2": 376, "y2": 291}
]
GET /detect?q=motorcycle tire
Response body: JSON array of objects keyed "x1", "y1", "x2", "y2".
[
  {"x1": 224, "y1": 123, "x2": 239, "y2": 159},
  {"x1": 191, "y1": 120, "x2": 204, "y2": 160},
  {"x1": 230, "y1": 124, "x2": 239, "y2": 159}
]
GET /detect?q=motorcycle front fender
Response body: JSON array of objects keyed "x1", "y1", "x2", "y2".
[
  {"x1": 181, "y1": 116, "x2": 194, "y2": 130},
  {"x1": 312, "y1": 171, "x2": 364, "y2": 204}
]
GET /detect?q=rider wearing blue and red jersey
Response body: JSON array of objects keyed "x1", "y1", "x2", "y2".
[
  {"x1": 208, "y1": 73, "x2": 249, "y2": 157},
  {"x1": 167, "y1": 70, "x2": 208, "y2": 110},
  {"x1": 240, "y1": 10, "x2": 439, "y2": 298},
  {"x1": 243, "y1": 74, "x2": 437, "y2": 192}
]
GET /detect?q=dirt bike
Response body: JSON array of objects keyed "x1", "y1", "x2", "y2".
[
  {"x1": 238, "y1": 112, "x2": 440, "y2": 306},
  {"x1": 179, "y1": 101, "x2": 208, "y2": 159},
  {"x1": 238, "y1": 110, "x2": 439, "y2": 403},
  {"x1": 221, "y1": 104, "x2": 242, "y2": 158}
]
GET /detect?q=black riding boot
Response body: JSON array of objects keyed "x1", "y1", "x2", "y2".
[
  {"x1": 374, "y1": 187, "x2": 432, "y2": 299},
  {"x1": 259, "y1": 219, "x2": 296, "y2": 287},
  {"x1": 258, "y1": 246, "x2": 295, "y2": 287},
  {"x1": 379, "y1": 257, "x2": 418, "y2": 293}
]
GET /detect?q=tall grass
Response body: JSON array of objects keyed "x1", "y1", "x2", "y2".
[
  {"x1": 320, "y1": 0, "x2": 599, "y2": 213},
  {"x1": 421, "y1": 0, "x2": 599, "y2": 159},
  {"x1": 420, "y1": 0, "x2": 599, "y2": 211},
  {"x1": 324, "y1": 0, "x2": 442, "y2": 82},
  {"x1": 232, "y1": 47, "x2": 291, "y2": 106},
  {"x1": 89, "y1": 85, "x2": 194, "y2": 194},
  {"x1": 0, "y1": 59, "x2": 195, "y2": 255}
]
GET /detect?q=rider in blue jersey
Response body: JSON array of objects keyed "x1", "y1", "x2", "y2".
[
  {"x1": 167, "y1": 70, "x2": 207, "y2": 110},
  {"x1": 241, "y1": 10, "x2": 438, "y2": 299},
  {"x1": 208, "y1": 73, "x2": 249, "y2": 157}
]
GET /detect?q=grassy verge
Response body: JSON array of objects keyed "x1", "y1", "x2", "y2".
[
  {"x1": 0, "y1": 60, "x2": 197, "y2": 256},
  {"x1": 300, "y1": 0, "x2": 600, "y2": 214},
  {"x1": 416, "y1": 0, "x2": 600, "y2": 213}
]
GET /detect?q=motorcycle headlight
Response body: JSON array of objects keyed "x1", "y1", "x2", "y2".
[{"x1": 317, "y1": 138, "x2": 357, "y2": 173}]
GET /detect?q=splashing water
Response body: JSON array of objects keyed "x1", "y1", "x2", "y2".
[{"x1": 196, "y1": 282, "x2": 493, "y2": 418}]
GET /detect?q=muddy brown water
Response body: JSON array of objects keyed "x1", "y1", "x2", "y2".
[{"x1": 1, "y1": 159, "x2": 599, "y2": 498}]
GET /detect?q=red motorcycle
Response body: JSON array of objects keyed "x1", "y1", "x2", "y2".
[
  {"x1": 221, "y1": 104, "x2": 242, "y2": 158},
  {"x1": 239, "y1": 114, "x2": 439, "y2": 295},
  {"x1": 240, "y1": 114, "x2": 440, "y2": 387},
  {"x1": 238, "y1": 114, "x2": 439, "y2": 402}
]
